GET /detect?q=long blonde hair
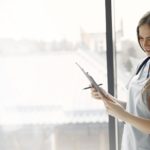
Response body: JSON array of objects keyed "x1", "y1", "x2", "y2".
[{"x1": 137, "y1": 11, "x2": 150, "y2": 110}]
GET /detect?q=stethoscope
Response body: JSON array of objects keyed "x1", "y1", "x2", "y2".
[{"x1": 136, "y1": 56, "x2": 150, "y2": 78}]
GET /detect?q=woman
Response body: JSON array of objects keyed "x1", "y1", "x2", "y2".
[{"x1": 91, "y1": 11, "x2": 150, "y2": 150}]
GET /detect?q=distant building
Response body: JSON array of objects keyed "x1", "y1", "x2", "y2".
[{"x1": 80, "y1": 20, "x2": 124, "y2": 53}]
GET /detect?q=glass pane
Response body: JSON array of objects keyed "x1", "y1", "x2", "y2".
[
  {"x1": 0, "y1": 0, "x2": 108, "y2": 150},
  {"x1": 114, "y1": 0, "x2": 150, "y2": 149}
]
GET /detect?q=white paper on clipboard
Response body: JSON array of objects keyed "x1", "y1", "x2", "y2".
[{"x1": 75, "y1": 62, "x2": 108, "y2": 99}]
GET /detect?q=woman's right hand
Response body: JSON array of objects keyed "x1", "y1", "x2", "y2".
[
  {"x1": 91, "y1": 87, "x2": 117, "y2": 102},
  {"x1": 91, "y1": 87, "x2": 103, "y2": 100},
  {"x1": 104, "y1": 100, "x2": 126, "y2": 119}
]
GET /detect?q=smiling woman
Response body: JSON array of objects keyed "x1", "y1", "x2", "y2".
[
  {"x1": 138, "y1": 24, "x2": 150, "y2": 54},
  {"x1": 91, "y1": 11, "x2": 150, "y2": 150}
]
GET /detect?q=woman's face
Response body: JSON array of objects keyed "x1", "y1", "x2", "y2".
[{"x1": 139, "y1": 24, "x2": 150, "y2": 56}]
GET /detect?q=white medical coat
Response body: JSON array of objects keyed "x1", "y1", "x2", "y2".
[{"x1": 121, "y1": 58, "x2": 150, "y2": 150}]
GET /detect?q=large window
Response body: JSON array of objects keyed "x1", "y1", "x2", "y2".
[{"x1": 0, "y1": 0, "x2": 110, "y2": 150}]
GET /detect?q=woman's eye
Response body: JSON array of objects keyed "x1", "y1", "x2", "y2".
[{"x1": 139, "y1": 36, "x2": 143, "y2": 40}]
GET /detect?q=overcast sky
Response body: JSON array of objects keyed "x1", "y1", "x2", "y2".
[{"x1": 0, "y1": 0, "x2": 149, "y2": 42}]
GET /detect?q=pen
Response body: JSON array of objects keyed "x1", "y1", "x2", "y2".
[{"x1": 83, "y1": 84, "x2": 103, "y2": 90}]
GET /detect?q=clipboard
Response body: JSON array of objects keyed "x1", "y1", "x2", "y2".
[{"x1": 76, "y1": 62, "x2": 108, "y2": 99}]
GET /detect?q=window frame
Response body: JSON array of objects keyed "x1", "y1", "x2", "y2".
[{"x1": 105, "y1": 0, "x2": 118, "y2": 150}]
